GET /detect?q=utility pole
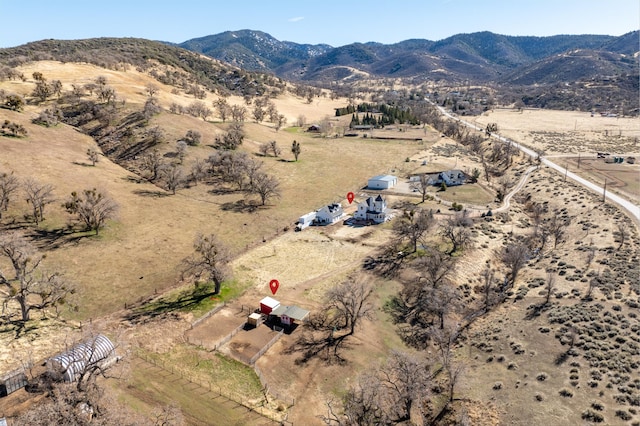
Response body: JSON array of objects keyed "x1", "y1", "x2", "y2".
[
  {"x1": 577, "y1": 153, "x2": 581, "y2": 169},
  {"x1": 602, "y1": 179, "x2": 607, "y2": 203},
  {"x1": 564, "y1": 163, "x2": 568, "y2": 181}
]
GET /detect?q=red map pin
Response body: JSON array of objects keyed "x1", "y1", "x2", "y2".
[
  {"x1": 347, "y1": 192, "x2": 355, "y2": 204},
  {"x1": 269, "y1": 279, "x2": 280, "y2": 295}
]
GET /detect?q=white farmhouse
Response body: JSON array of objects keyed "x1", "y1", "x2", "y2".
[
  {"x1": 367, "y1": 175, "x2": 397, "y2": 190},
  {"x1": 354, "y1": 195, "x2": 388, "y2": 224},
  {"x1": 315, "y1": 203, "x2": 344, "y2": 225}
]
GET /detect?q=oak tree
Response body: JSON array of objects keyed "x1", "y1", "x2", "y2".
[
  {"x1": 0, "y1": 232, "x2": 73, "y2": 323},
  {"x1": 23, "y1": 178, "x2": 55, "y2": 225},
  {"x1": 181, "y1": 233, "x2": 231, "y2": 294},
  {"x1": 63, "y1": 188, "x2": 118, "y2": 235}
]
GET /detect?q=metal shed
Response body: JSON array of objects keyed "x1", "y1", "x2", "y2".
[
  {"x1": 367, "y1": 175, "x2": 397, "y2": 190},
  {"x1": 0, "y1": 368, "x2": 27, "y2": 396},
  {"x1": 46, "y1": 334, "x2": 118, "y2": 383}
]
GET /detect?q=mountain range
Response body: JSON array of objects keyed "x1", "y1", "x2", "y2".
[{"x1": 178, "y1": 30, "x2": 640, "y2": 84}]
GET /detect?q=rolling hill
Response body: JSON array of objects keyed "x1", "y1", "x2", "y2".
[{"x1": 178, "y1": 29, "x2": 639, "y2": 84}]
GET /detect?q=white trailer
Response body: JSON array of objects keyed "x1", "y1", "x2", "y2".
[{"x1": 296, "y1": 212, "x2": 316, "y2": 231}]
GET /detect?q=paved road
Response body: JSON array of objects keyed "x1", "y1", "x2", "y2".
[{"x1": 432, "y1": 103, "x2": 640, "y2": 222}]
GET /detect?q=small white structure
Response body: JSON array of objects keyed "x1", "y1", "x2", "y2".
[
  {"x1": 315, "y1": 203, "x2": 344, "y2": 225},
  {"x1": 47, "y1": 334, "x2": 118, "y2": 383},
  {"x1": 247, "y1": 312, "x2": 263, "y2": 327},
  {"x1": 260, "y1": 297, "x2": 281, "y2": 315},
  {"x1": 296, "y1": 211, "x2": 316, "y2": 231},
  {"x1": 367, "y1": 175, "x2": 398, "y2": 190},
  {"x1": 354, "y1": 195, "x2": 388, "y2": 224}
]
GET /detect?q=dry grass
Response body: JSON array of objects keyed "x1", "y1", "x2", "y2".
[{"x1": 1, "y1": 62, "x2": 639, "y2": 425}]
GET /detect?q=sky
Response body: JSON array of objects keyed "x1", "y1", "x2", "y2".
[{"x1": 1, "y1": 0, "x2": 638, "y2": 49}]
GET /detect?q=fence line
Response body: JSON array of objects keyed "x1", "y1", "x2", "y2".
[
  {"x1": 250, "y1": 328, "x2": 284, "y2": 366},
  {"x1": 211, "y1": 323, "x2": 245, "y2": 351},
  {"x1": 190, "y1": 301, "x2": 226, "y2": 329},
  {"x1": 136, "y1": 353, "x2": 286, "y2": 424},
  {"x1": 254, "y1": 365, "x2": 295, "y2": 408}
]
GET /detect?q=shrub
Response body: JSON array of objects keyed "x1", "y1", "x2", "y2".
[
  {"x1": 493, "y1": 382, "x2": 503, "y2": 390},
  {"x1": 581, "y1": 409, "x2": 604, "y2": 423},
  {"x1": 536, "y1": 373, "x2": 548, "y2": 381},
  {"x1": 559, "y1": 388, "x2": 574, "y2": 397},
  {"x1": 615, "y1": 410, "x2": 632, "y2": 421},
  {"x1": 591, "y1": 402, "x2": 604, "y2": 411}
]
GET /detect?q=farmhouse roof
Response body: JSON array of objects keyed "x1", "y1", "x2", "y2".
[
  {"x1": 370, "y1": 174, "x2": 396, "y2": 182},
  {"x1": 260, "y1": 296, "x2": 280, "y2": 308},
  {"x1": 271, "y1": 305, "x2": 310, "y2": 321}
]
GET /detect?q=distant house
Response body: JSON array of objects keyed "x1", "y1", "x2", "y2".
[
  {"x1": 315, "y1": 203, "x2": 344, "y2": 225},
  {"x1": 354, "y1": 195, "x2": 388, "y2": 224},
  {"x1": 307, "y1": 124, "x2": 320, "y2": 132},
  {"x1": 367, "y1": 175, "x2": 398, "y2": 190},
  {"x1": 410, "y1": 169, "x2": 468, "y2": 187}
]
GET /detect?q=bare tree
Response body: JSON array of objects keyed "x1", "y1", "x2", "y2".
[
  {"x1": 275, "y1": 114, "x2": 287, "y2": 132},
  {"x1": 543, "y1": 271, "x2": 556, "y2": 305},
  {"x1": 252, "y1": 104, "x2": 265, "y2": 122},
  {"x1": 500, "y1": 242, "x2": 529, "y2": 289},
  {"x1": 141, "y1": 149, "x2": 164, "y2": 182},
  {"x1": 175, "y1": 141, "x2": 187, "y2": 164},
  {"x1": 393, "y1": 208, "x2": 436, "y2": 252},
  {"x1": 249, "y1": 172, "x2": 281, "y2": 206},
  {"x1": 230, "y1": 105, "x2": 247, "y2": 122},
  {"x1": 291, "y1": 140, "x2": 301, "y2": 161},
  {"x1": 326, "y1": 277, "x2": 374, "y2": 336},
  {"x1": 63, "y1": 188, "x2": 118, "y2": 235},
  {"x1": 268, "y1": 140, "x2": 281, "y2": 157},
  {"x1": 189, "y1": 158, "x2": 207, "y2": 186},
  {"x1": 213, "y1": 98, "x2": 229, "y2": 122},
  {"x1": 323, "y1": 350, "x2": 432, "y2": 425},
  {"x1": 181, "y1": 233, "x2": 231, "y2": 294},
  {"x1": 409, "y1": 174, "x2": 431, "y2": 203},
  {"x1": 544, "y1": 211, "x2": 571, "y2": 249},
  {"x1": 23, "y1": 178, "x2": 55, "y2": 225},
  {"x1": 145, "y1": 83, "x2": 159, "y2": 98},
  {"x1": 615, "y1": 222, "x2": 629, "y2": 251},
  {"x1": 440, "y1": 211, "x2": 473, "y2": 254},
  {"x1": 416, "y1": 248, "x2": 457, "y2": 289},
  {"x1": 258, "y1": 142, "x2": 270, "y2": 157},
  {"x1": 143, "y1": 97, "x2": 161, "y2": 119},
  {"x1": 0, "y1": 170, "x2": 20, "y2": 218},
  {"x1": 0, "y1": 232, "x2": 73, "y2": 323},
  {"x1": 162, "y1": 164, "x2": 184, "y2": 195},
  {"x1": 183, "y1": 129, "x2": 201, "y2": 146},
  {"x1": 216, "y1": 122, "x2": 245, "y2": 150},
  {"x1": 146, "y1": 126, "x2": 165, "y2": 145},
  {"x1": 481, "y1": 267, "x2": 501, "y2": 312},
  {"x1": 584, "y1": 273, "x2": 600, "y2": 300},
  {"x1": 87, "y1": 148, "x2": 100, "y2": 166}
]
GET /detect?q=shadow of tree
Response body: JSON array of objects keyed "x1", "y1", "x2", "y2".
[
  {"x1": 133, "y1": 189, "x2": 170, "y2": 198},
  {"x1": 28, "y1": 227, "x2": 88, "y2": 250},
  {"x1": 124, "y1": 285, "x2": 216, "y2": 324},
  {"x1": 220, "y1": 199, "x2": 260, "y2": 213},
  {"x1": 283, "y1": 312, "x2": 352, "y2": 365}
]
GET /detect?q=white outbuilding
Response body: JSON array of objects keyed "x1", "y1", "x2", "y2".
[{"x1": 367, "y1": 175, "x2": 397, "y2": 190}]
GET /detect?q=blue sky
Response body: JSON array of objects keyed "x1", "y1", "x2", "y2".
[{"x1": 1, "y1": 0, "x2": 638, "y2": 48}]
